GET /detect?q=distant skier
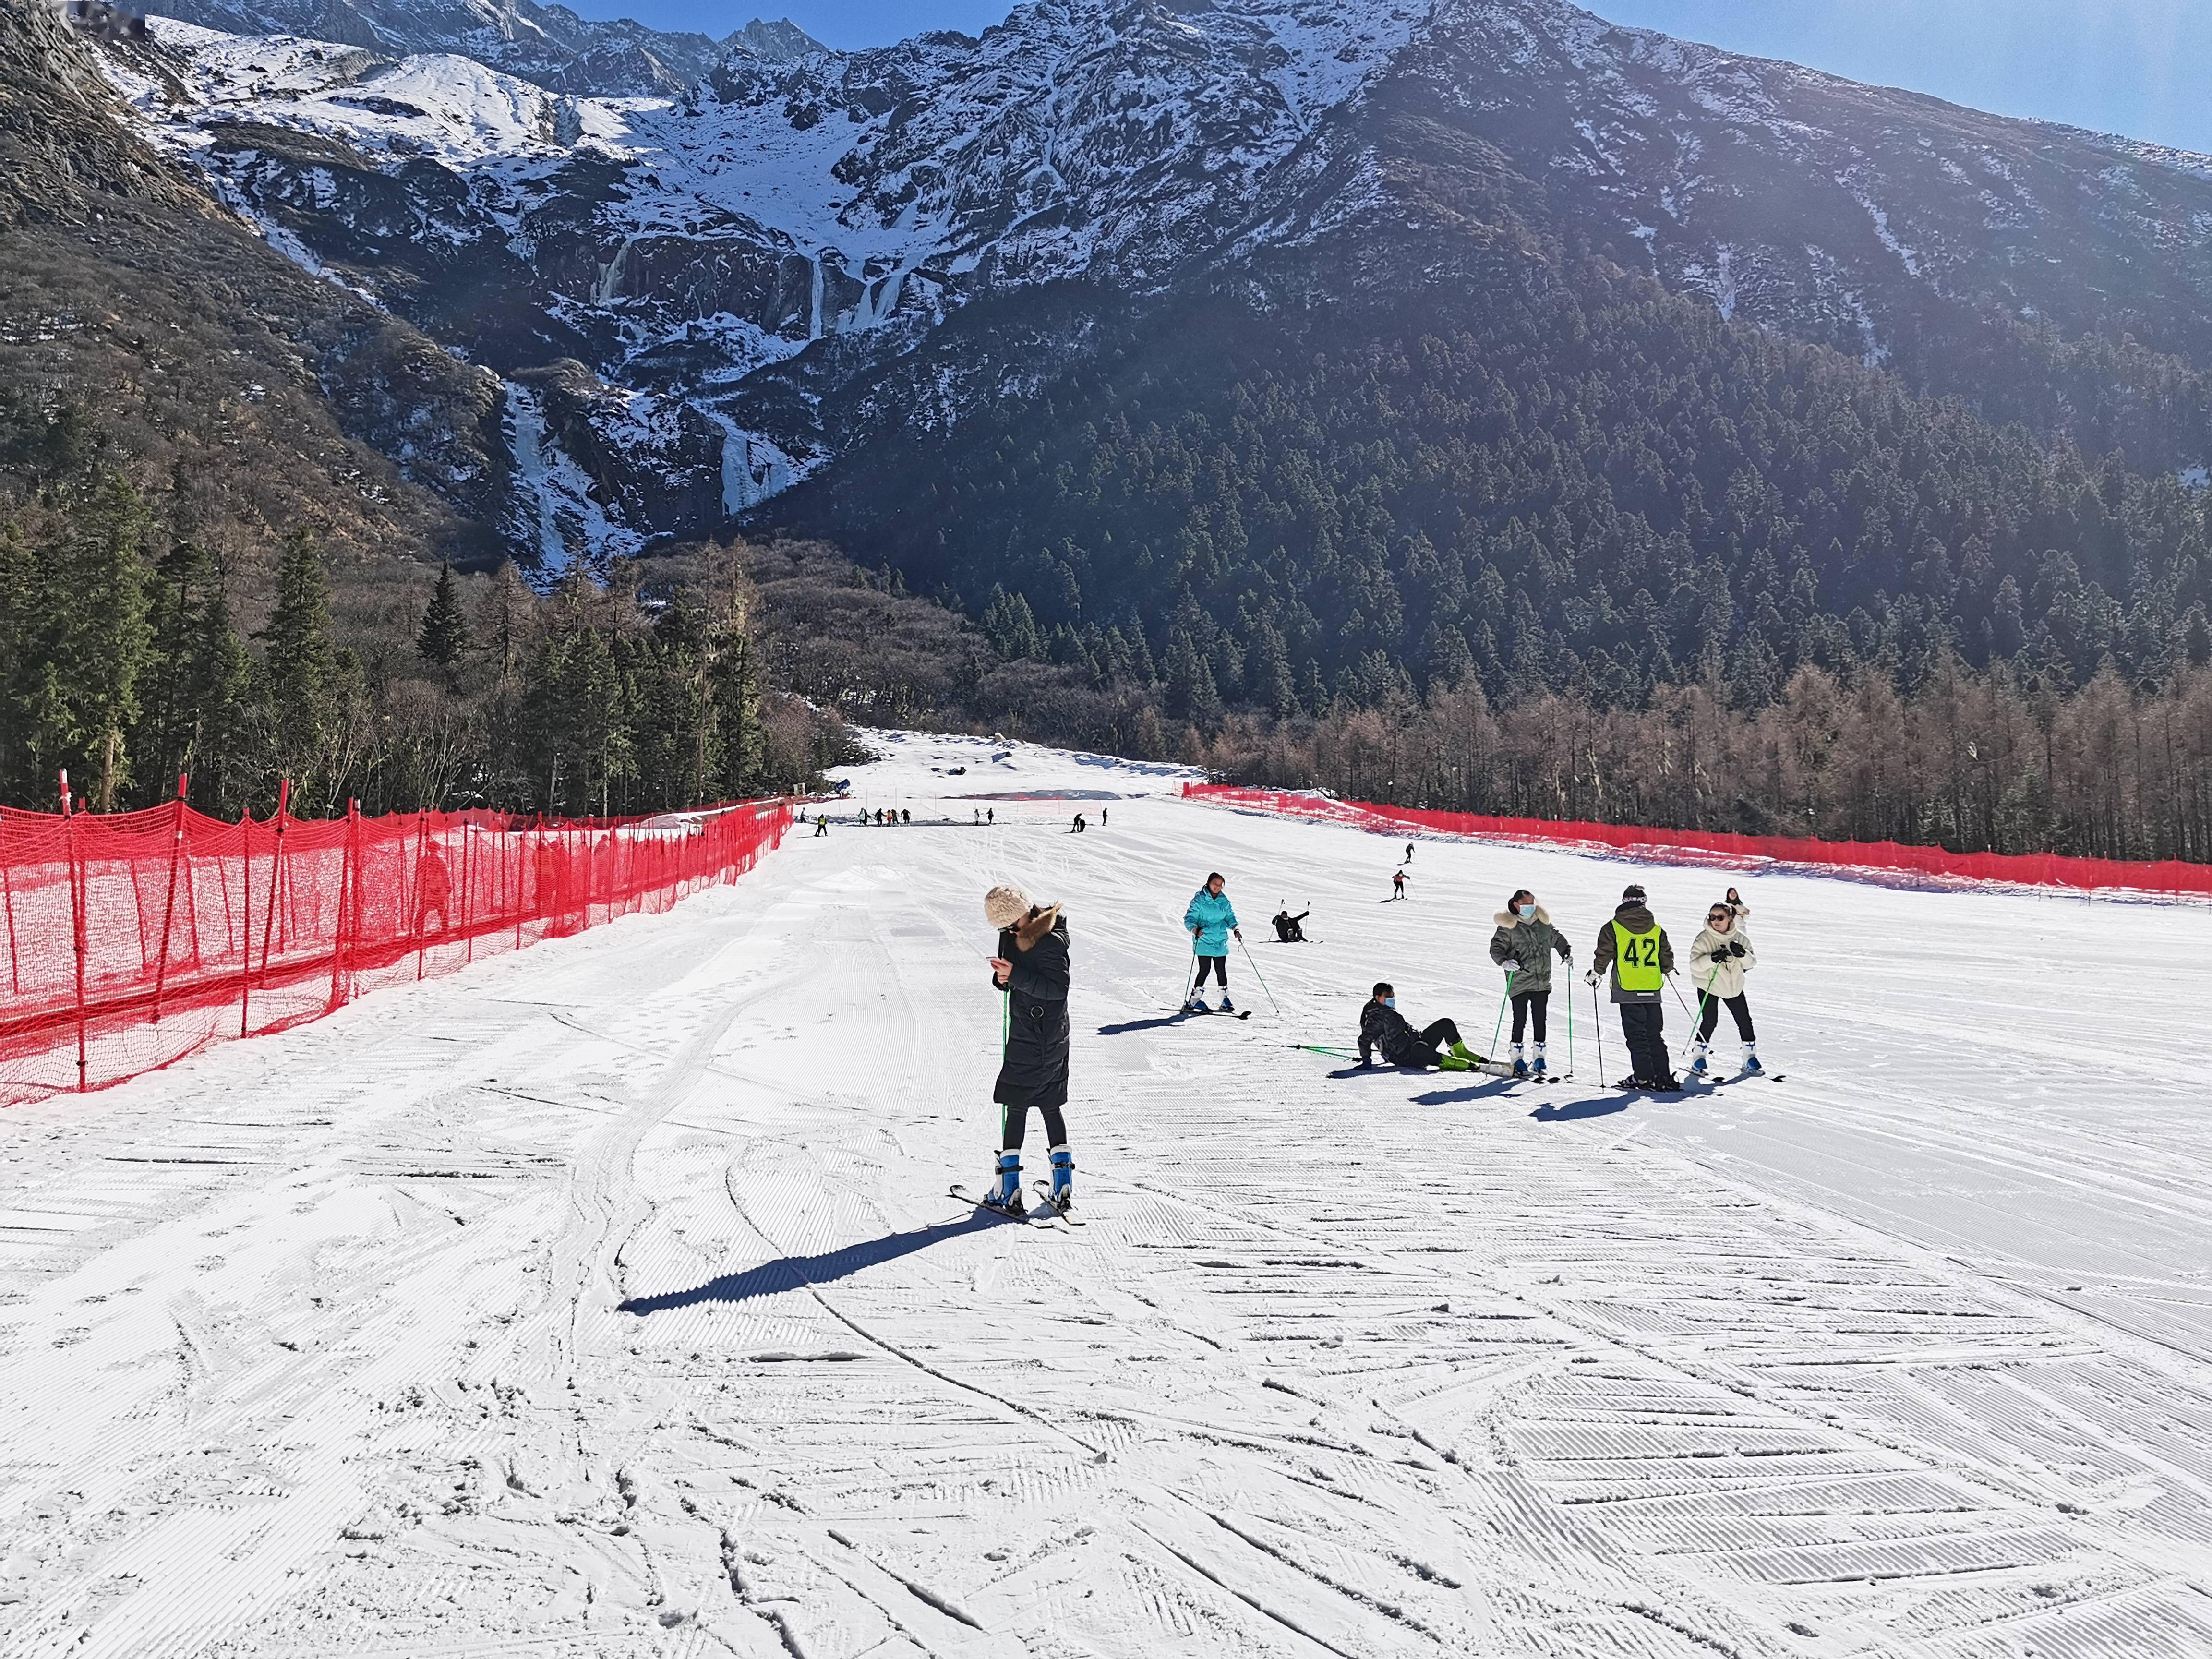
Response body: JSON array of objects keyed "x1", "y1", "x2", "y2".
[
  {"x1": 1272, "y1": 905, "x2": 1310, "y2": 943},
  {"x1": 974, "y1": 807, "x2": 982, "y2": 825},
  {"x1": 1100, "y1": 806, "x2": 1108, "y2": 826},
  {"x1": 1183, "y1": 872, "x2": 1241, "y2": 1011},
  {"x1": 1687, "y1": 888, "x2": 1761, "y2": 1075},
  {"x1": 413, "y1": 843, "x2": 452, "y2": 936},
  {"x1": 813, "y1": 816, "x2": 829, "y2": 837},
  {"x1": 1403, "y1": 842, "x2": 1414, "y2": 865},
  {"x1": 901, "y1": 808, "x2": 911, "y2": 824},
  {"x1": 1358, "y1": 984, "x2": 1479, "y2": 1071},
  {"x1": 1489, "y1": 889, "x2": 1571, "y2": 1077},
  {"x1": 982, "y1": 884, "x2": 1074, "y2": 1216},
  {"x1": 1071, "y1": 813, "x2": 1087, "y2": 833},
  {"x1": 987, "y1": 807, "x2": 995, "y2": 826},
  {"x1": 1587, "y1": 883, "x2": 1680, "y2": 1091},
  {"x1": 1390, "y1": 869, "x2": 1408, "y2": 901}
]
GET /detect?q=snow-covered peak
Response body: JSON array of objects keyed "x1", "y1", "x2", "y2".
[{"x1": 134, "y1": 0, "x2": 824, "y2": 93}]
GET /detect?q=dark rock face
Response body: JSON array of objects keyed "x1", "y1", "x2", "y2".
[{"x1": 514, "y1": 358, "x2": 725, "y2": 536}]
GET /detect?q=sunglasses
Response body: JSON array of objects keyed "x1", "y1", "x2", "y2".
[{"x1": 1707, "y1": 912, "x2": 1731, "y2": 922}]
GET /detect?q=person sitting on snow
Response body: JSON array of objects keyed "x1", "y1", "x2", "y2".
[
  {"x1": 1358, "y1": 984, "x2": 1480, "y2": 1071},
  {"x1": 1272, "y1": 905, "x2": 1310, "y2": 943}
]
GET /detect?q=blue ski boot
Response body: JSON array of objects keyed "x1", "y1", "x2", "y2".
[
  {"x1": 1046, "y1": 1145, "x2": 1075, "y2": 1213},
  {"x1": 1511, "y1": 1043, "x2": 1528, "y2": 1079},
  {"x1": 1218, "y1": 995, "x2": 1235, "y2": 1014},
  {"x1": 1532, "y1": 1042, "x2": 1549, "y2": 1078},
  {"x1": 1688, "y1": 1040, "x2": 1711, "y2": 1076},
  {"x1": 985, "y1": 1150, "x2": 1024, "y2": 1214},
  {"x1": 1743, "y1": 1044, "x2": 1763, "y2": 1074}
]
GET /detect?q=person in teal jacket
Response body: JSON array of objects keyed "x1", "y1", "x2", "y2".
[{"x1": 1182, "y1": 872, "x2": 1242, "y2": 1011}]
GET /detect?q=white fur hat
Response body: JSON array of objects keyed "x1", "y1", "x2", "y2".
[{"x1": 983, "y1": 884, "x2": 1032, "y2": 930}]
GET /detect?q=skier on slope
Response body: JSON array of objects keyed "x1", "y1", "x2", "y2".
[
  {"x1": 1488, "y1": 889, "x2": 1571, "y2": 1078},
  {"x1": 1358, "y1": 984, "x2": 1479, "y2": 1071},
  {"x1": 1686, "y1": 888, "x2": 1761, "y2": 1075},
  {"x1": 1587, "y1": 883, "x2": 1680, "y2": 1091},
  {"x1": 1183, "y1": 872, "x2": 1241, "y2": 1011},
  {"x1": 1272, "y1": 904, "x2": 1310, "y2": 943},
  {"x1": 1071, "y1": 812, "x2": 1087, "y2": 833},
  {"x1": 982, "y1": 884, "x2": 1075, "y2": 1216},
  {"x1": 1390, "y1": 869, "x2": 1408, "y2": 901},
  {"x1": 1403, "y1": 842, "x2": 1414, "y2": 865}
]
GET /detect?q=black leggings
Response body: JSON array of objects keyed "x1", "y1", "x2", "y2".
[
  {"x1": 1698, "y1": 993, "x2": 1755, "y2": 1043},
  {"x1": 1414, "y1": 1017, "x2": 1461, "y2": 1062},
  {"x1": 1511, "y1": 990, "x2": 1548, "y2": 1043},
  {"x1": 1192, "y1": 955, "x2": 1229, "y2": 988},
  {"x1": 1003, "y1": 1099, "x2": 1068, "y2": 1150}
]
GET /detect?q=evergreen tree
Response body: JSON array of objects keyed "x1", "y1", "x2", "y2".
[
  {"x1": 9, "y1": 472, "x2": 155, "y2": 811},
  {"x1": 136, "y1": 540, "x2": 254, "y2": 815},
  {"x1": 418, "y1": 560, "x2": 469, "y2": 671},
  {"x1": 258, "y1": 528, "x2": 346, "y2": 813}
]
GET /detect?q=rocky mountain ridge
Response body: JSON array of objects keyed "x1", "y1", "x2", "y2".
[
  {"x1": 70, "y1": 0, "x2": 2212, "y2": 592},
  {"x1": 132, "y1": 0, "x2": 825, "y2": 94}
]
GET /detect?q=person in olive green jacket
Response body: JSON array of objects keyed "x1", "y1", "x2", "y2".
[{"x1": 1488, "y1": 890, "x2": 1571, "y2": 1077}]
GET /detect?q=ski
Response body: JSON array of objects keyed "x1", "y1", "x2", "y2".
[
  {"x1": 1173, "y1": 1005, "x2": 1251, "y2": 1020},
  {"x1": 948, "y1": 1184, "x2": 1049, "y2": 1224},
  {"x1": 1029, "y1": 1182, "x2": 1086, "y2": 1226}
]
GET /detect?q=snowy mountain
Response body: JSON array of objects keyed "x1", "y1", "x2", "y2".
[
  {"x1": 84, "y1": 0, "x2": 2212, "y2": 588},
  {"x1": 132, "y1": 0, "x2": 825, "y2": 94}
]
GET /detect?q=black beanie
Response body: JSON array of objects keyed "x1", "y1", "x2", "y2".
[{"x1": 1622, "y1": 883, "x2": 1647, "y2": 902}]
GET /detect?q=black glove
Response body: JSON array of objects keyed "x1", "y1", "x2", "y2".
[{"x1": 1728, "y1": 940, "x2": 1747, "y2": 958}]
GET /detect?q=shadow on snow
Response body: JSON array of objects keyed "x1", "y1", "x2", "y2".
[{"x1": 620, "y1": 1214, "x2": 1002, "y2": 1313}]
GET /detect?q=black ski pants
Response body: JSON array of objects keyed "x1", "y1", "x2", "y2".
[
  {"x1": 1697, "y1": 992, "x2": 1755, "y2": 1043},
  {"x1": 1408, "y1": 1017, "x2": 1462, "y2": 1065},
  {"x1": 1192, "y1": 955, "x2": 1229, "y2": 989},
  {"x1": 1618, "y1": 1002, "x2": 1669, "y2": 1081},
  {"x1": 1003, "y1": 1099, "x2": 1068, "y2": 1152},
  {"x1": 1510, "y1": 990, "x2": 1549, "y2": 1044}
]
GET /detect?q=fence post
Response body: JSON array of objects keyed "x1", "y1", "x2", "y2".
[
  {"x1": 329, "y1": 798, "x2": 357, "y2": 1010},
  {"x1": 460, "y1": 820, "x2": 474, "y2": 965},
  {"x1": 152, "y1": 774, "x2": 189, "y2": 1024},
  {"x1": 413, "y1": 810, "x2": 429, "y2": 981},
  {"x1": 63, "y1": 771, "x2": 88, "y2": 1093},
  {"x1": 1, "y1": 807, "x2": 19, "y2": 998},
  {"x1": 259, "y1": 779, "x2": 289, "y2": 993}
]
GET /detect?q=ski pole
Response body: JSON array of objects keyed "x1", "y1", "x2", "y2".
[
  {"x1": 1590, "y1": 977, "x2": 1605, "y2": 1084},
  {"x1": 1488, "y1": 968, "x2": 1515, "y2": 1059},
  {"x1": 1236, "y1": 933, "x2": 1282, "y2": 1017},
  {"x1": 1687, "y1": 965, "x2": 1719, "y2": 1058},
  {"x1": 1565, "y1": 971, "x2": 1575, "y2": 1079}
]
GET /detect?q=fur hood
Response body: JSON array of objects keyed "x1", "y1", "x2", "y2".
[
  {"x1": 1010, "y1": 905, "x2": 1063, "y2": 951},
  {"x1": 1493, "y1": 904, "x2": 1551, "y2": 928}
]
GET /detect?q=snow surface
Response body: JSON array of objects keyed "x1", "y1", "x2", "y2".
[{"x1": 4, "y1": 729, "x2": 2211, "y2": 1654}]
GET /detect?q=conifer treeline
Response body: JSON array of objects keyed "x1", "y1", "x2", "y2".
[{"x1": 0, "y1": 463, "x2": 840, "y2": 820}]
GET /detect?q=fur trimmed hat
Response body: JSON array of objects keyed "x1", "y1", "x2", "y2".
[{"x1": 983, "y1": 884, "x2": 1032, "y2": 930}]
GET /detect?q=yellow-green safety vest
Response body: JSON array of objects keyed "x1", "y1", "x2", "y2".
[{"x1": 1610, "y1": 920, "x2": 1663, "y2": 991}]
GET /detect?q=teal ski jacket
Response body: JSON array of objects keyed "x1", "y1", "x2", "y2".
[{"x1": 1184, "y1": 888, "x2": 1238, "y2": 956}]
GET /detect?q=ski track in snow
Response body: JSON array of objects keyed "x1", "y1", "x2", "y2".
[{"x1": 2, "y1": 730, "x2": 2211, "y2": 1655}]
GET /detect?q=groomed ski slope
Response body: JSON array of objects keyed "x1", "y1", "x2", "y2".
[{"x1": 2, "y1": 731, "x2": 2210, "y2": 1658}]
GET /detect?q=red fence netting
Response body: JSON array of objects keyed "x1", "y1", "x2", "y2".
[
  {"x1": 1182, "y1": 784, "x2": 2212, "y2": 900},
  {"x1": 0, "y1": 793, "x2": 792, "y2": 1106}
]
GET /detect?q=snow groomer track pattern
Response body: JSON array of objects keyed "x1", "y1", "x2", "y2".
[{"x1": 1, "y1": 730, "x2": 2209, "y2": 1656}]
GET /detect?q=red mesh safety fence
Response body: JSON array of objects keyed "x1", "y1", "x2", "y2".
[
  {"x1": 1182, "y1": 784, "x2": 2212, "y2": 899},
  {"x1": 0, "y1": 794, "x2": 791, "y2": 1106}
]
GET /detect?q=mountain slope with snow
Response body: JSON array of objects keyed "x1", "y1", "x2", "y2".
[
  {"x1": 4, "y1": 733, "x2": 2210, "y2": 1653},
  {"x1": 89, "y1": 0, "x2": 2212, "y2": 582}
]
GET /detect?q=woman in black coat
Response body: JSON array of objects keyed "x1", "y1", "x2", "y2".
[{"x1": 983, "y1": 883, "x2": 1074, "y2": 1215}]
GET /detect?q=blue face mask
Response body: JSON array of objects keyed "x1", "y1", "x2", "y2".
[
  {"x1": 1383, "y1": 997, "x2": 1395, "y2": 1008},
  {"x1": 1517, "y1": 903, "x2": 1535, "y2": 919}
]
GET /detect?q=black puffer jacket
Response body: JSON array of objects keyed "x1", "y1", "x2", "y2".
[
  {"x1": 992, "y1": 914, "x2": 1070, "y2": 1108},
  {"x1": 1358, "y1": 999, "x2": 1429, "y2": 1068}
]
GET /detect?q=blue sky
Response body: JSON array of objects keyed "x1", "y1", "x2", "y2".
[{"x1": 580, "y1": 0, "x2": 2212, "y2": 156}]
